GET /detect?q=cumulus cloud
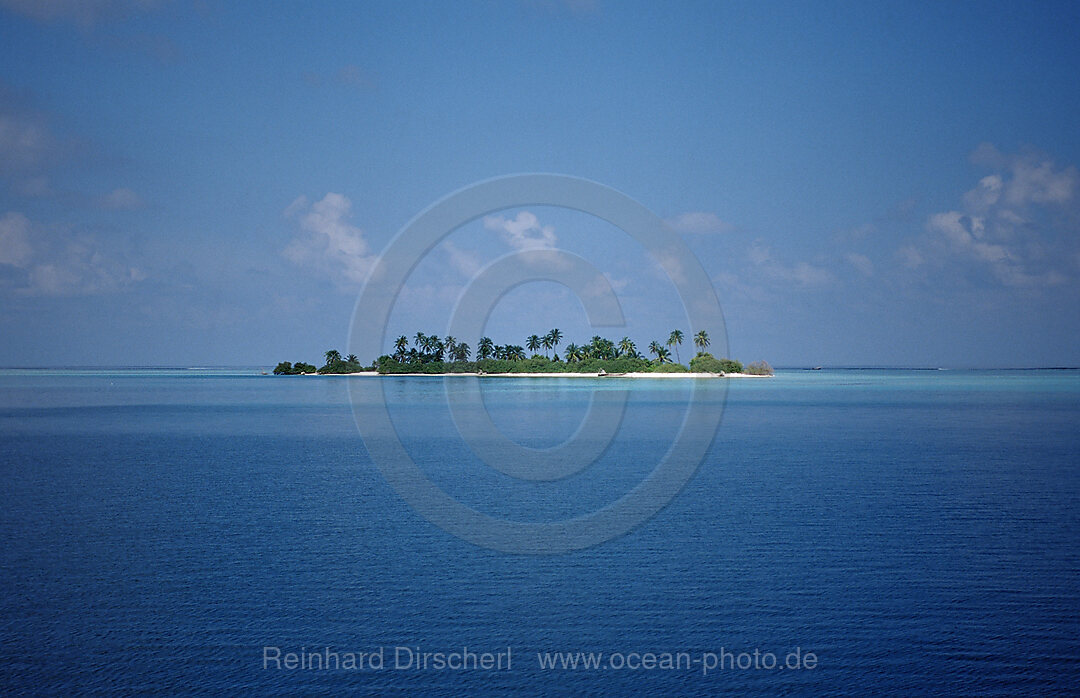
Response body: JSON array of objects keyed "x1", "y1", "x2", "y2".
[
  {"x1": 0, "y1": 0, "x2": 159, "y2": 27},
  {"x1": 747, "y1": 243, "x2": 834, "y2": 286},
  {"x1": 483, "y1": 211, "x2": 558, "y2": 251},
  {"x1": 897, "y1": 245, "x2": 924, "y2": 269},
  {"x1": 283, "y1": 193, "x2": 377, "y2": 287},
  {"x1": 0, "y1": 104, "x2": 59, "y2": 178},
  {"x1": 443, "y1": 240, "x2": 482, "y2": 278},
  {"x1": 664, "y1": 211, "x2": 733, "y2": 235},
  {"x1": 0, "y1": 212, "x2": 33, "y2": 266},
  {"x1": 1005, "y1": 158, "x2": 1077, "y2": 206},
  {"x1": 0, "y1": 211, "x2": 145, "y2": 295},
  {"x1": 845, "y1": 252, "x2": 874, "y2": 277},
  {"x1": 910, "y1": 145, "x2": 1078, "y2": 288},
  {"x1": 100, "y1": 187, "x2": 144, "y2": 210}
]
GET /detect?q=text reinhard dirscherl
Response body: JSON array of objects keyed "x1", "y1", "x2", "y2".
[
  {"x1": 263, "y1": 647, "x2": 512, "y2": 672},
  {"x1": 261, "y1": 647, "x2": 819, "y2": 675}
]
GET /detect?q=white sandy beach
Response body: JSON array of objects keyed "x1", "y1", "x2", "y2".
[{"x1": 319, "y1": 371, "x2": 771, "y2": 378}]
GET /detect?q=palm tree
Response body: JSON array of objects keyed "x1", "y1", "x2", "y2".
[
  {"x1": 648, "y1": 341, "x2": 664, "y2": 360},
  {"x1": 394, "y1": 335, "x2": 409, "y2": 360},
  {"x1": 694, "y1": 330, "x2": 710, "y2": 354},
  {"x1": 444, "y1": 336, "x2": 457, "y2": 356},
  {"x1": 505, "y1": 345, "x2": 526, "y2": 361},
  {"x1": 454, "y1": 342, "x2": 471, "y2": 362},
  {"x1": 540, "y1": 333, "x2": 553, "y2": 356},
  {"x1": 618, "y1": 337, "x2": 636, "y2": 358},
  {"x1": 655, "y1": 346, "x2": 671, "y2": 363},
  {"x1": 667, "y1": 330, "x2": 684, "y2": 363},
  {"x1": 346, "y1": 354, "x2": 359, "y2": 364},
  {"x1": 478, "y1": 336, "x2": 494, "y2": 360},
  {"x1": 547, "y1": 328, "x2": 563, "y2": 357},
  {"x1": 589, "y1": 336, "x2": 603, "y2": 360},
  {"x1": 414, "y1": 332, "x2": 426, "y2": 350},
  {"x1": 527, "y1": 334, "x2": 541, "y2": 355},
  {"x1": 324, "y1": 349, "x2": 342, "y2": 365},
  {"x1": 564, "y1": 343, "x2": 580, "y2": 362}
]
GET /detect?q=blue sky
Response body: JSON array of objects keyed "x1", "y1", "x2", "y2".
[{"x1": 1, "y1": 0, "x2": 1078, "y2": 367}]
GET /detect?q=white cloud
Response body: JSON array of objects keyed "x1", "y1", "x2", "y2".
[
  {"x1": 845, "y1": 252, "x2": 874, "y2": 277},
  {"x1": 962, "y1": 174, "x2": 1003, "y2": 213},
  {"x1": 483, "y1": 211, "x2": 557, "y2": 251},
  {"x1": 747, "y1": 243, "x2": 834, "y2": 286},
  {"x1": 283, "y1": 192, "x2": 377, "y2": 287},
  {"x1": 582, "y1": 272, "x2": 629, "y2": 299},
  {"x1": 0, "y1": 212, "x2": 33, "y2": 266},
  {"x1": 100, "y1": 187, "x2": 144, "y2": 210},
  {"x1": 0, "y1": 110, "x2": 57, "y2": 177},
  {"x1": 905, "y1": 146, "x2": 1079, "y2": 288},
  {"x1": 665, "y1": 211, "x2": 733, "y2": 235},
  {"x1": 1005, "y1": 158, "x2": 1077, "y2": 206},
  {"x1": 0, "y1": 0, "x2": 159, "y2": 27},
  {"x1": 0, "y1": 211, "x2": 145, "y2": 295},
  {"x1": 443, "y1": 240, "x2": 482, "y2": 278},
  {"x1": 897, "y1": 245, "x2": 924, "y2": 268},
  {"x1": 927, "y1": 211, "x2": 1012, "y2": 263}
]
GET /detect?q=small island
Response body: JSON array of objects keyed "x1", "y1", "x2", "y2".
[{"x1": 274, "y1": 329, "x2": 773, "y2": 377}]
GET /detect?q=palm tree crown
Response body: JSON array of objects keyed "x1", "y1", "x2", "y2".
[
  {"x1": 547, "y1": 328, "x2": 562, "y2": 355},
  {"x1": 667, "y1": 330, "x2": 684, "y2": 363},
  {"x1": 694, "y1": 330, "x2": 710, "y2": 353}
]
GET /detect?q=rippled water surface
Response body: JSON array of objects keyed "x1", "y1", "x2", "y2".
[{"x1": 1, "y1": 369, "x2": 1077, "y2": 694}]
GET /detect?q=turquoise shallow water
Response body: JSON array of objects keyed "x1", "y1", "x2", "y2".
[{"x1": 0, "y1": 369, "x2": 1077, "y2": 694}]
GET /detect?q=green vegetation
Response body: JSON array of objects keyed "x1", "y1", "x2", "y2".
[
  {"x1": 667, "y1": 329, "x2": 684, "y2": 364},
  {"x1": 273, "y1": 351, "x2": 373, "y2": 375},
  {"x1": 745, "y1": 360, "x2": 774, "y2": 376},
  {"x1": 273, "y1": 329, "x2": 768, "y2": 377},
  {"x1": 273, "y1": 361, "x2": 318, "y2": 375},
  {"x1": 689, "y1": 352, "x2": 744, "y2": 374}
]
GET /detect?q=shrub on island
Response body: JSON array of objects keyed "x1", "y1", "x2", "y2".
[
  {"x1": 649, "y1": 361, "x2": 689, "y2": 373},
  {"x1": 273, "y1": 361, "x2": 318, "y2": 375},
  {"x1": 745, "y1": 360, "x2": 773, "y2": 375},
  {"x1": 689, "y1": 352, "x2": 743, "y2": 374},
  {"x1": 318, "y1": 360, "x2": 370, "y2": 374},
  {"x1": 374, "y1": 355, "x2": 661, "y2": 375}
]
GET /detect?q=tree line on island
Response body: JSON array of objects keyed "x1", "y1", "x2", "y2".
[{"x1": 274, "y1": 329, "x2": 772, "y2": 376}]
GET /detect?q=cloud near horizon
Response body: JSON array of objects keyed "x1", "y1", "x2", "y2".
[
  {"x1": 910, "y1": 145, "x2": 1077, "y2": 287},
  {"x1": 482, "y1": 211, "x2": 558, "y2": 251},
  {"x1": 0, "y1": 211, "x2": 146, "y2": 295},
  {"x1": 283, "y1": 193, "x2": 378, "y2": 288},
  {"x1": 0, "y1": 0, "x2": 160, "y2": 27},
  {"x1": 665, "y1": 211, "x2": 733, "y2": 235},
  {"x1": 747, "y1": 243, "x2": 834, "y2": 286},
  {"x1": 99, "y1": 187, "x2": 144, "y2": 210}
]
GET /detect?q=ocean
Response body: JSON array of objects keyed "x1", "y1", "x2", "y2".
[{"x1": 1, "y1": 369, "x2": 1077, "y2": 694}]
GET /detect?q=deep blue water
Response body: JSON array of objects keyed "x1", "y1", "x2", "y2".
[{"x1": 1, "y1": 369, "x2": 1077, "y2": 695}]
